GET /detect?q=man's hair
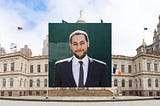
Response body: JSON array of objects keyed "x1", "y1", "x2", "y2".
[{"x1": 69, "y1": 30, "x2": 89, "y2": 43}]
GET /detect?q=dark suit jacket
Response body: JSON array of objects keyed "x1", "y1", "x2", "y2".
[{"x1": 54, "y1": 57, "x2": 107, "y2": 87}]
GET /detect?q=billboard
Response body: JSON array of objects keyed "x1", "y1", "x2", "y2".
[{"x1": 49, "y1": 23, "x2": 111, "y2": 87}]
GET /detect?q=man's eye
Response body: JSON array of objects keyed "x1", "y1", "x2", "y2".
[
  {"x1": 80, "y1": 42, "x2": 85, "y2": 45},
  {"x1": 73, "y1": 43, "x2": 77, "y2": 46}
]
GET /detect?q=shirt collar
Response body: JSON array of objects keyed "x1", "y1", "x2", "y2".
[{"x1": 72, "y1": 55, "x2": 88, "y2": 65}]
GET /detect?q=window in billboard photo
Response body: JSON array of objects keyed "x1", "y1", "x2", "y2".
[{"x1": 49, "y1": 23, "x2": 111, "y2": 87}]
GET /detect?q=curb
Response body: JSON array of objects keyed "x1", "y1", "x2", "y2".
[{"x1": 0, "y1": 96, "x2": 159, "y2": 102}]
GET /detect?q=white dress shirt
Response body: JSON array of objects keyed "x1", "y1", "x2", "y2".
[{"x1": 72, "y1": 55, "x2": 89, "y2": 87}]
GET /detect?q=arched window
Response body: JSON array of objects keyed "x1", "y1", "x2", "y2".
[
  {"x1": 20, "y1": 78, "x2": 23, "y2": 87},
  {"x1": 44, "y1": 79, "x2": 47, "y2": 87},
  {"x1": 155, "y1": 79, "x2": 158, "y2": 87},
  {"x1": 129, "y1": 80, "x2": 132, "y2": 87},
  {"x1": 139, "y1": 79, "x2": 142, "y2": 87},
  {"x1": 114, "y1": 79, "x2": 117, "y2": 87},
  {"x1": 148, "y1": 79, "x2": 151, "y2": 87},
  {"x1": 10, "y1": 78, "x2": 14, "y2": 87},
  {"x1": 135, "y1": 79, "x2": 138, "y2": 88},
  {"x1": 147, "y1": 62, "x2": 151, "y2": 71},
  {"x1": 3, "y1": 79, "x2": 6, "y2": 87},
  {"x1": 24, "y1": 79, "x2": 27, "y2": 87},
  {"x1": 122, "y1": 79, "x2": 125, "y2": 87},
  {"x1": 29, "y1": 79, "x2": 33, "y2": 87},
  {"x1": 37, "y1": 79, "x2": 40, "y2": 87}
]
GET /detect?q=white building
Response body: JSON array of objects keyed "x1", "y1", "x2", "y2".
[
  {"x1": 112, "y1": 53, "x2": 160, "y2": 96},
  {"x1": 112, "y1": 16, "x2": 160, "y2": 96},
  {"x1": 0, "y1": 52, "x2": 48, "y2": 96},
  {"x1": 0, "y1": 13, "x2": 160, "y2": 97}
]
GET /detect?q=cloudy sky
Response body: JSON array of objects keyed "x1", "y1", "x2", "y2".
[{"x1": 0, "y1": 0, "x2": 160, "y2": 56}]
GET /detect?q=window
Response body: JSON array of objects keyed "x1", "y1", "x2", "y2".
[
  {"x1": 154, "y1": 63, "x2": 158, "y2": 72},
  {"x1": 121, "y1": 65, "x2": 125, "y2": 73},
  {"x1": 1, "y1": 92, "x2": 4, "y2": 96},
  {"x1": 122, "y1": 79, "x2": 125, "y2": 87},
  {"x1": 3, "y1": 79, "x2": 6, "y2": 87},
  {"x1": 21, "y1": 63, "x2": 23, "y2": 71},
  {"x1": 135, "y1": 79, "x2": 138, "y2": 88},
  {"x1": 114, "y1": 79, "x2": 117, "y2": 87},
  {"x1": 10, "y1": 78, "x2": 14, "y2": 87},
  {"x1": 30, "y1": 65, "x2": 33, "y2": 73},
  {"x1": 25, "y1": 64, "x2": 26, "y2": 72},
  {"x1": 36, "y1": 91, "x2": 40, "y2": 95},
  {"x1": 37, "y1": 79, "x2": 40, "y2": 87},
  {"x1": 37, "y1": 64, "x2": 41, "y2": 72},
  {"x1": 135, "y1": 64, "x2": 137, "y2": 73},
  {"x1": 114, "y1": 64, "x2": 117, "y2": 68},
  {"x1": 44, "y1": 79, "x2": 47, "y2": 87},
  {"x1": 155, "y1": 79, "x2": 158, "y2": 87},
  {"x1": 29, "y1": 80, "x2": 33, "y2": 87},
  {"x1": 139, "y1": 63, "x2": 141, "y2": 72},
  {"x1": 148, "y1": 79, "x2": 151, "y2": 87},
  {"x1": 139, "y1": 79, "x2": 142, "y2": 87},
  {"x1": 11, "y1": 62, "x2": 15, "y2": 71},
  {"x1": 24, "y1": 79, "x2": 27, "y2": 87},
  {"x1": 44, "y1": 91, "x2": 47, "y2": 95},
  {"x1": 147, "y1": 63, "x2": 150, "y2": 71},
  {"x1": 128, "y1": 65, "x2": 132, "y2": 73},
  {"x1": 149, "y1": 92, "x2": 153, "y2": 96},
  {"x1": 20, "y1": 78, "x2": 23, "y2": 87},
  {"x1": 157, "y1": 92, "x2": 160, "y2": 96},
  {"x1": 29, "y1": 91, "x2": 32, "y2": 95},
  {"x1": 4, "y1": 63, "x2": 7, "y2": 72},
  {"x1": 129, "y1": 80, "x2": 132, "y2": 87},
  {"x1": 8, "y1": 91, "x2": 12, "y2": 96},
  {"x1": 45, "y1": 64, "x2": 48, "y2": 72}
]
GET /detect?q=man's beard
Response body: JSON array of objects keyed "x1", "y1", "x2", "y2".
[{"x1": 73, "y1": 51, "x2": 87, "y2": 59}]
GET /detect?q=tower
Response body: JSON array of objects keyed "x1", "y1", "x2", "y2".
[
  {"x1": 76, "y1": 10, "x2": 86, "y2": 23},
  {"x1": 0, "y1": 44, "x2": 6, "y2": 55},
  {"x1": 42, "y1": 35, "x2": 48, "y2": 56},
  {"x1": 20, "y1": 45, "x2": 32, "y2": 57},
  {"x1": 136, "y1": 15, "x2": 160, "y2": 55}
]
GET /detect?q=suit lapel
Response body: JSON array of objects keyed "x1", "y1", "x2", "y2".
[
  {"x1": 68, "y1": 58, "x2": 77, "y2": 87},
  {"x1": 85, "y1": 58, "x2": 93, "y2": 86}
]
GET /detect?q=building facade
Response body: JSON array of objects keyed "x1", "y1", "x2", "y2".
[
  {"x1": 137, "y1": 16, "x2": 160, "y2": 55},
  {"x1": 112, "y1": 53, "x2": 160, "y2": 96},
  {"x1": 112, "y1": 16, "x2": 160, "y2": 96},
  {"x1": 1, "y1": 13, "x2": 160, "y2": 97},
  {"x1": 0, "y1": 52, "x2": 48, "y2": 96}
]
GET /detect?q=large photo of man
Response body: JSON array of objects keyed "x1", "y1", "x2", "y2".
[
  {"x1": 49, "y1": 23, "x2": 111, "y2": 87},
  {"x1": 54, "y1": 30, "x2": 107, "y2": 87}
]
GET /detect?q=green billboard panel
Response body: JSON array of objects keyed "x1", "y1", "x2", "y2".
[{"x1": 49, "y1": 23, "x2": 111, "y2": 87}]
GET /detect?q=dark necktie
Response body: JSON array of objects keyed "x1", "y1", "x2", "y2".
[{"x1": 78, "y1": 61, "x2": 84, "y2": 87}]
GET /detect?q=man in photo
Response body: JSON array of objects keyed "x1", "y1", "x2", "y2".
[{"x1": 54, "y1": 30, "x2": 107, "y2": 87}]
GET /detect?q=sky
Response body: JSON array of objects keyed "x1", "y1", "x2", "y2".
[{"x1": 0, "y1": 0, "x2": 160, "y2": 56}]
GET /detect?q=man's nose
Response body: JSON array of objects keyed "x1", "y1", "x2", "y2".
[{"x1": 77, "y1": 44, "x2": 81, "y2": 49}]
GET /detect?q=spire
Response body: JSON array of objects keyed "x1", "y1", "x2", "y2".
[
  {"x1": 76, "y1": 9, "x2": 86, "y2": 23},
  {"x1": 142, "y1": 38, "x2": 147, "y2": 47},
  {"x1": 156, "y1": 15, "x2": 160, "y2": 35},
  {"x1": 154, "y1": 29, "x2": 157, "y2": 37},
  {"x1": 157, "y1": 15, "x2": 160, "y2": 29}
]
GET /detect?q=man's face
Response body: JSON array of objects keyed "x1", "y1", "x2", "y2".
[{"x1": 70, "y1": 34, "x2": 89, "y2": 59}]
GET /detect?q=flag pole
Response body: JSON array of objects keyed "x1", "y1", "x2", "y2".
[{"x1": 143, "y1": 27, "x2": 148, "y2": 42}]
